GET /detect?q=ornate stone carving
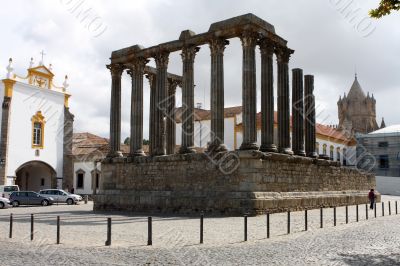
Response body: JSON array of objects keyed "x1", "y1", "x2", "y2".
[
  {"x1": 154, "y1": 51, "x2": 169, "y2": 68},
  {"x1": 258, "y1": 38, "x2": 274, "y2": 56},
  {"x1": 209, "y1": 38, "x2": 229, "y2": 55},
  {"x1": 240, "y1": 31, "x2": 258, "y2": 48},
  {"x1": 106, "y1": 63, "x2": 124, "y2": 77},
  {"x1": 181, "y1": 46, "x2": 200, "y2": 62},
  {"x1": 275, "y1": 46, "x2": 293, "y2": 63}
]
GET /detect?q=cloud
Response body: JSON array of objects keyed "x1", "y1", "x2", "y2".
[{"x1": 1, "y1": 0, "x2": 398, "y2": 141}]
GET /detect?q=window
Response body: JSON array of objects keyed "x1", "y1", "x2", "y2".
[
  {"x1": 330, "y1": 146, "x2": 334, "y2": 160},
  {"x1": 40, "y1": 178, "x2": 45, "y2": 186},
  {"x1": 336, "y1": 148, "x2": 341, "y2": 162},
  {"x1": 343, "y1": 148, "x2": 347, "y2": 166},
  {"x1": 96, "y1": 173, "x2": 99, "y2": 189},
  {"x1": 323, "y1": 144, "x2": 327, "y2": 155},
  {"x1": 379, "y1": 155, "x2": 389, "y2": 169},
  {"x1": 77, "y1": 173, "x2": 84, "y2": 189},
  {"x1": 31, "y1": 111, "x2": 45, "y2": 149},
  {"x1": 378, "y1": 142, "x2": 388, "y2": 148}
]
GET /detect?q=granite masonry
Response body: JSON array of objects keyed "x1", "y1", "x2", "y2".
[{"x1": 94, "y1": 14, "x2": 379, "y2": 215}]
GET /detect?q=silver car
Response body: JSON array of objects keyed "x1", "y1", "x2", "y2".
[
  {"x1": 39, "y1": 189, "x2": 82, "y2": 205},
  {"x1": 0, "y1": 197, "x2": 11, "y2": 209}
]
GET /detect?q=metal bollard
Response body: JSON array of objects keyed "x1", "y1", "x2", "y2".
[
  {"x1": 396, "y1": 201, "x2": 398, "y2": 215},
  {"x1": 105, "y1": 217, "x2": 111, "y2": 246},
  {"x1": 266, "y1": 212, "x2": 270, "y2": 239},
  {"x1": 382, "y1": 202, "x2": 385, "y2": 217},
  {"x1": 200, "y1": 212, "x2": 204, "y2": 244},
  {"x1": 334, "y1": 207, "x2": 336, "y2": 226},
  {"x1": 320, "y1": 207, "x2": 323, "y2": 228},
  {"x1": 356, "y1": 205, "x2": 359, "y2": 222},
  {"x1": 287, "y1": 211, "x2": 291, "y2": 234},
  {"x1": 345, "y1": 206, "x2": 348, "y2": 224},
  {"x1": 244, "y1": 214, "x2": 248, "y2": 242},
  {"x1": 9, "y1": 213, "x2": 13, "y2": 238},
  {"x1": 148, "y1": 217, "x2": 152, "y2": 246},
  {"x1": 365, "y1": 204, "x2": 368, "y2": 220},
  {"x1": 374, "y1": 203, "x2": 377, "y2": 218},
  {"x1": 305, "y1": 209, "x2": 308, "y2": 231},
  {"x1": 30, "y1": 214, "x2": 34, "y2": 241},
  {"x1": 84, "y1": 195, "x2": 88, "y2": 204},
  {"x1": 389, "y1": 202, "x2": 391, "y2": 215},
  {"x1": 57, "y1": 216, "x2": 60, "y2": 244}
]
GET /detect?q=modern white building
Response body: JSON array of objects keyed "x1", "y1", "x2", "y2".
[{"x1": 0, "y1": 58, "x2": 74, "y2": 191}]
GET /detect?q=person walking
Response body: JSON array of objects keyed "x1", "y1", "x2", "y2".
[{"x1": 368, "y1": 189, "x2": 376, "y2": 209}]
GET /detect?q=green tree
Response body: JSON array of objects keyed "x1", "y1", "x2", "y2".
[
  {"x1": 123, "y1": 137, "x2": 130, "y2": 145},
  {"x1": 370, "y1": 0, "x2": 400, "y2": 18}
]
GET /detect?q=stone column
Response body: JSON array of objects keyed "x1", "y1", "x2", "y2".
[
  {"x1": 107, "y1": 63, "x2": 124, "y2": 157},
  {"x1": 208, "y1": 38, "x2": 229, "y2": 153},
  {"x1": 292, "y1": 68, "x2": 306, "y2": 156},
  {"x1": 276, "y1": 47, "x2": 293, "y2": 155},
  {"x1": 239, "y1": 31, "x2": 258, "y2": 150},
  {"x1": 259, "y1": 38, "x2": 277, "y2": 152},
  {"x1": 179, "y1": 46, "x2": 200, "y2": 154},
  {"x1": 146, "y1": 74, "x2": 156, "y2": 155},
  {"x1": 304, "y1": 75, "x2": 318, "y2": 158},
  {"x1": 153, "y1": 52, "x2": 170, "y2": 156},
  {"x1": 166, "y1": 80, "x2": 178, "y2": 155},
  {"x1": 129, "y1": 58, "x2": 148, "y2": 157}
]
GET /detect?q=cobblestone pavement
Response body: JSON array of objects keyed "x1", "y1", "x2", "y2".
[{"x1": 0, "y1": 196, "x2": 399, "y2": 265}]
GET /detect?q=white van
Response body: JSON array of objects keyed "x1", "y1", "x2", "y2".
[{"x1": 0, "y1": 185, "x2": 20, "y2": 198}]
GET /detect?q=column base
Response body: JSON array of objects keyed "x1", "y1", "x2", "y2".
[
  {"x1": 131, "y1": 150, "x2": 146, "y2": 157},
  {"x1": 239, "y1": 142, "x2": 259, "y2": 150},
  {"x1": 294, "y1": 150, "x2": 306, "y2": 156},
  {"x1": 319, "y1": 154, "x2": 330, "y2": 160},
  {"x1": 307, "y1": 152, "x2": 318, "y2": 158},
  {"x1": 259, "y1": 144, "x2": 278, "y2": 152},
  {"x1": 151, "y1": 147, "x2": 166, "y2": 156},
  {"x1": 179, "y1": 146, "x2": 196, "y2": 154},
  {"x1": 207, "y1": 142, "x2": 228, "y2": 153},
  {"x1": 279, "y1": 147, "x2": 294, "y2": 155},
  {"x1": 107, "y1": 151, "x2": 123, "y2": 158}
]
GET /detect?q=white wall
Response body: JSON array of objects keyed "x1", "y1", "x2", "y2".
[
  {"x1": 6, "y1": 82, "x2": 65, "y2": 179},
  {"x1": 73, "y1": 161, "x2": 101, "y2": 195}
]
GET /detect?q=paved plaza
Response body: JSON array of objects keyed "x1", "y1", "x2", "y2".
[{"x1": 0, "y1": 195, "x2": 399, "y2": 265}]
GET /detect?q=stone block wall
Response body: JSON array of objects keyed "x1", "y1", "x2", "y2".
[{"x1": 94, "y1": 150, "x2": 379, "y2": 215}]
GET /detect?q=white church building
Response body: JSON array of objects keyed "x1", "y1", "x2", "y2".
[{"x1": 0, "y1": 58, "x2": 74, "y2": 191}]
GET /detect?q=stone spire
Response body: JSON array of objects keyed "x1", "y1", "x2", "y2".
[{"x1": 380, "y1": 117, "x2": 386, "y2": 129}]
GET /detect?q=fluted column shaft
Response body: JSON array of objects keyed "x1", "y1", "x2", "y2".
[
  {"x1": 208, "y1": 38, "x2": 229, "y2": 152},
  {"x1": 304, "y1": 75, "x2": 318, "y2": 158},
  {"x1": 292, "y1": 68, "x2": 305, "y2": 156},
  {"x1": 107, "y1": 64, "x2": 124, "y2": 157},
  {"x1": 166, "y1": 81, "x2": 178, "y2": 154},
  {"x1": 276, "y1": 47, "x2": 293, "y2": 155},
  {"x1": 153, "y1": 52, "x2": 169, "y2": 156},
  {"x1": 239, "y1": 32, "x2": 258, "y2": 150},
  {"x1": 179, "y1": 46, "x2": 200, "y2": 154},
  {"x1": 259, "y1": 39, "x2": 277, "y2": 152},
  {"x1": 129, "y1": 58, "x2": 148, "y2": 156},
  {"x1": 146, "y1": 74, "x2": 156, "y2": 155}
]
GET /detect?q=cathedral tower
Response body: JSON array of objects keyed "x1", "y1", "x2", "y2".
[{"x1": 337, "y1": 75, "x2": 379, "y2": 134}]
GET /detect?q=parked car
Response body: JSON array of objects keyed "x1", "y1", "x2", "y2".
[
  {"x1": 39, "y1": 189, "x2": 82, "y2": 205},
  {"x1": 0, "y1": 185, "x2": 19, "y2": 198},
  {"x1": 9, "y1": 191, "x2": 54, "y2": 207},
  {"x1": 0, "y1": 197, "x2": 11, "y2": 209}
]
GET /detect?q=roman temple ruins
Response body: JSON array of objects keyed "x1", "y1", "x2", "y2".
[{"x1": 94, "y1": 14, "x2": 378, "y2": 215}]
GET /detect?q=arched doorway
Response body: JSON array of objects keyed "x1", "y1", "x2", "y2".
[{"x1": 15, "y1": 161, "x2": 56, "y2": 191}]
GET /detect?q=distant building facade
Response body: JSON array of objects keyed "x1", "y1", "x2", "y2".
[
  {"x1": 337, "y1": 75, "x2": 380, "y2": 134},
  {"x1": 0, "y1": 58, "x2": 73, "y2": 191},
  {"x1": 357, "y1": 125, "x2": 400, "y2": 177}
]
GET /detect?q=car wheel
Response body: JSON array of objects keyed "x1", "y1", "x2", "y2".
[
  {"x1": 12, "y1": 201, "x2": 19, "y2": 207},
  {"x1": 0, "y1": 202, "x2": 4, "y2": 209},
  {"x1": 41, "y1": 200, "x2": 49, "y2": 206},
  {"x1": 66, "y1": 198, "x2": 74, "y2": 205}
]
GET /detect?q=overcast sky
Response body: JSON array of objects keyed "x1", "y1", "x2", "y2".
[{"x1": 1, "y1": 0, "x2": 398, "y2": 140}]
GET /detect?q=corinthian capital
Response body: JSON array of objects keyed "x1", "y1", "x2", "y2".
[
  {"x1": 275, "y1": 46, "x2": 294, "y2": 63},
  {"x1": 209, "y1": 38, "x2": 229, "y2": 55},
  {"x1": 240, "y1": 31, "x2": 258, "y2": 48},
  {"x1": 133, "y1": 57, "x2": 149, "y2": 73},
  {"x1": 107, "y1": 63, "x2": 125, "y2": 77},
  {"x1": 181, "y1": 46, "x2": 200, "y2": 62},
  {"x1": 258, "y1": 38, "x2": 275, "y2": 57},
  {"x1": 154, "y1": 51, "x2": 170, "y2": 68}
]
